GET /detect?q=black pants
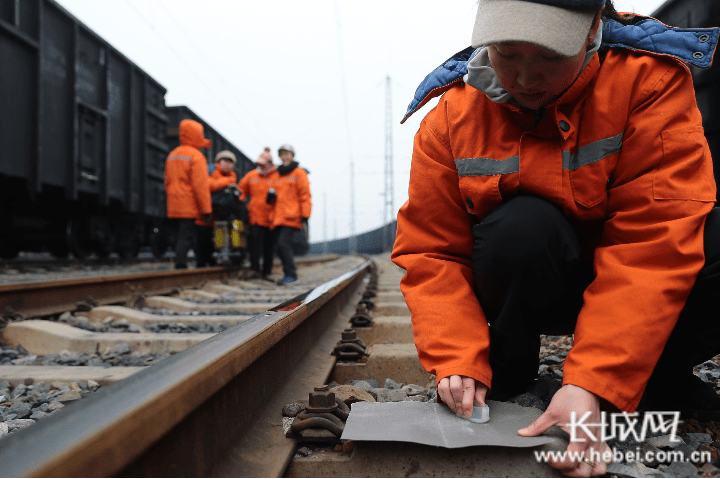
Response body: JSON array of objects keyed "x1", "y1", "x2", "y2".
[
  {"x1": 472, "y1": 196, "x2": 720, "y2": 399},
  {"x1": 248, "y1": 224, "x2": 275, "y2": 276},
  {"x1": 195, "y1": 224, "x2": 216, "y2": 267},
  {"x1": 173, "y1": 218, "x2": 196, "y2": 268},
  {"x1": 273, "y1": 226, "x2": 298, "y2": 280}
]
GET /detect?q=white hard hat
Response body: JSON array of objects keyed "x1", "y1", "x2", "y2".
[{"x1": 278, "y1": 144, "x2": 295, "y2": 156}]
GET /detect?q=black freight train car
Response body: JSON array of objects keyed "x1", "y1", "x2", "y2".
[
  {"x1": 0, "y1": 1, "x2": 255, "y2": 260},
  {"x1": 652, "y1": 0, "x2": 720, "y2": 187},
  {"x1": 0, "y1": 0, "x2": 168, "y2": 258}
]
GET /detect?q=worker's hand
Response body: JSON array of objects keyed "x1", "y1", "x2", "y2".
[
  {"x1": 518, "y1": 385, "x2": 611, "y2": 477},
  {"x1": 437, "y1": 375, "x2": 488, "y2": 419},
  {"x1": 201, "y1": 213, "x2": 213, "y2": 225}
]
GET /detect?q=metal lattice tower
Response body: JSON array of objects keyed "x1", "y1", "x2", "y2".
[
  {"x1": 383, "y1": 76, "x2": 395, "y2": 250},
  {"x1": 383, "y1": 77, "x2": 394, "y2": 223}
]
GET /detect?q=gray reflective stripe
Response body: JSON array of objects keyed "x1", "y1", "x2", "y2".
[
  {"x1": 456, "y1": 156, "x2": 519, "y2": 177},
  {"x1": 168, "y1": 155, "x2": 193, "y2": 161},
  {"x1": 454, "y1": 132, "x2": 623, "y2": 177},
  {"x1": 562, "y1": 132, "x2": 624, "y2": 171}
]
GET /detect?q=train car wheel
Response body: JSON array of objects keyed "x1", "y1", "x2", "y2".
[
  {"x1": 48, "y1": 242, "x2": 69, "y2": 259},
  {"x1": 66, "y1": 219, "x2": 92, "y2": 259},
  {"x1": 0, "y1": 241, "x2": 18, "y2": 259},
  {"x1": 117, "y1": 233, "x2": 139, "y2": 259},
  {"x1": 150, "y1": 228, "x2": 168, "y2": 259}
]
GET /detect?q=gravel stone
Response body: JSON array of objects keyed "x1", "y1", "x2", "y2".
[
  {"x1": 11, "y1": 355, "x2": 37, "y2": 366},
  {"x1": 401, "y1": 384, "x2": 425, "y2": 396},
  {"x1": 350, "y1": 381, "x2": 373, "y2": 392},
  {"x1": 29, "y1": 411, "x2": 49, "y2": 420},
  {"x1": 663, "y1": 461, "x2": 699, "y2": 477},
  {"x1": 7, "y1": 403, "x2": 31, "y2": 419},
  {"x1": 112, "y1": 343, "x2": 131, "y2": 355},
  {"x1": 5, "y1": 419, "x2": 35, "y2": 431},
  {"x1": 370, "y1": 388, "x2": 390, "y2": 402},
  {"x1": 403, "y1": 395, "x2": 426, "y2": 402},
  {"x1": 330, "y1": 385, "x2": 375, "y2": 405},
  {"x1": 508, "y1": 392, "x2": 546, "y2": 410},
  {"x1": 683, "y1": 432, "x2": 712, "y2": 449},
  {"x1": 646, "y1": 434, "x2": 684, "y2": 449},
  {"x1": 296, "y1": 447, "x2": 312, "y2": 457},
  {"x1": 282, "y1": 403, "x2": 305, "y2": 418},
  {"x1": 10, "y1": 384, "x2": 27, "y2": 400},
  {"x1": 384, "y1": 378, "x2": 403, "y2": 390},
  {"x1": 698, "y1": 463, "x2": 720, "y2": 476},
  {"x1": 386, "y1": 390, "x2": 408, "y2": 402},
  {"x1": 46, "y1": 401, "x2": 64, "y2": 412},
  {"x1": 543, "y1": 355, "x2": 564, "y2": 364},
  {"x1": 281, "y1": 416, "x2": 294, "y2": 435},
  {"x1": 607, "y1": 462, "x2": 646, "y2": 478},
  {"x1": 56, "y1": 391, "x2": 82, "y2": 402},
  {"x1": 0, "y1": 422, "x2": 7, "y2": 439}
]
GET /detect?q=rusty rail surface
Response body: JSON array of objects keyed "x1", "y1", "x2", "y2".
[
  {"x1": 0, "y1": 267, "x2": 237, "y2": 318},
  {"x1": 0, "y1": 258, "x2": 371, "y2": 477}
]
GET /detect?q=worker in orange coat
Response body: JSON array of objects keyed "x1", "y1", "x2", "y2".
[
  {"x1": 271, "y1": 144, "x2": 312, "y2": 283},
  {"x1": 239, "y1": 148, "x2": 278, "y2": 278},
  {"x1": 164, "y1": 119, "x2": 212, "y2": 269},
  {"x1": 194, "y1": 150, "x2": 240, "y2": 267},
  {"x1": 391, "y1": 0, "x2": 720, "y2": 476}
]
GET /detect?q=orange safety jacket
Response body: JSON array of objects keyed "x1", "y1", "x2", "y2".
[
  {"x1": 392, "y1": 48, "x2": 716, "y2": 412},
  {"x1": 270, "y1": 163, "x2": 312, "y2": 230},
  {"x1": 164, "y1": 120, "x2": 213, "y2": 220},
  {"x1": 239, "y1": 167, "x2": 278, "y2": 228},
  {"x1": 209, "y1": 167, "x2": 238, "y2": 192},
  {"x1": 195, "y1": 168, "x2": 239, "y2": 227}
]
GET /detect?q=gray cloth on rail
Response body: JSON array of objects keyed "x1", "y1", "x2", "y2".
[{"x1": 342, "y1": 400, "x2": 562, "y2": 448}]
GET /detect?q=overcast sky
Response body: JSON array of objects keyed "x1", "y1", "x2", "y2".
[{"x1": 54, "y1": 0, "x2": 671, "y2": 243}]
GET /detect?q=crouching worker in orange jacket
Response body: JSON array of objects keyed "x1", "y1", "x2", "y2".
[
  {"x1": 391, "y1": 0, "x2": 720, "y2": 476},
  {"x1": 194, "y1": 150, "x2": 241, "y2": 267},
  {"x1": 271, "y1": 144, "x2": 312, "y2": 284},
  {"x1": 239, "y1": 148, "x2": 278, "y2": 278},
  {"x1": 164, "y1": 119, "x2": 213, "y2": 269}
]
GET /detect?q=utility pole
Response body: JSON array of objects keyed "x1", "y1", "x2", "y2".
[
  {"x1": 334, "y1": 0, "x2": 356, "y2": 254},
  {"x1": 383, "y1": 75, "x2": 395, "y2": 251},
  {"x1": 323, "y1": 192, "x2": 328, "y2": 253}
]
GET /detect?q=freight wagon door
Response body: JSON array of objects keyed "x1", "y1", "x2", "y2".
[{"x1": 77, "y1": 106, "x2": 105, "y2": 196}]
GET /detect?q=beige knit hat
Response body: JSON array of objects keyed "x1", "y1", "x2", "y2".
[
  {"x1": 471, "y1": 0, "x2": 604, "y2": 57},
  {"x1": 215, "y1": 150, "x2": 237, "y2": 164}
]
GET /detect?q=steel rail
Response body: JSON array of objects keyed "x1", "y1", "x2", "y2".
[
  {"x1": 0, "y1": 267, "x2": 236, "y2": 318},
  {"x1": 0, "y1": 258, "x2": 371, "y2": 477}
]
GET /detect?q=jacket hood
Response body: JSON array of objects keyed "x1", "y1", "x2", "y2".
[
  {"x1": 400, "y1": 16, "x2": 719, "y2": 124},
  {"x1": 179, "y1": 119, "x2": 212, "y2": 149}
]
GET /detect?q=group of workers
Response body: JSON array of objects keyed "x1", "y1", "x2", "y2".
[{"x1": 164, "y1": 119, "x2": 311, "y2": 283}]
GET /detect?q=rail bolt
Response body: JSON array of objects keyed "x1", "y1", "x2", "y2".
[
  {"x1": 341, "y1": 329, "x2": 357, "y2": 341},
  {"x1": 307, "y1": 386, "x2": 339, "y2": 413}
]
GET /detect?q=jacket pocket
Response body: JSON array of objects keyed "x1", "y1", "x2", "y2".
[
  {"x1": 569, "y1": 160, "x2": 610, "y2": 211},
  {"x1": 653, "y1": 127, "x2": 716, "y2": 202},
  {"x1": 458, "y1": 175, "x2": 502, "y2": 218}
]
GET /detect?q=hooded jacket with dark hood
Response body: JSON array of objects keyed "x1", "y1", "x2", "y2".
[{"x1": 164, "y1": 119, "x2": 213, "y2": 219}]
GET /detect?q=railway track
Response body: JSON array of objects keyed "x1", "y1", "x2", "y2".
[{"x1": 2, "y1": 254, "x2": 719, "y2": 477}]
